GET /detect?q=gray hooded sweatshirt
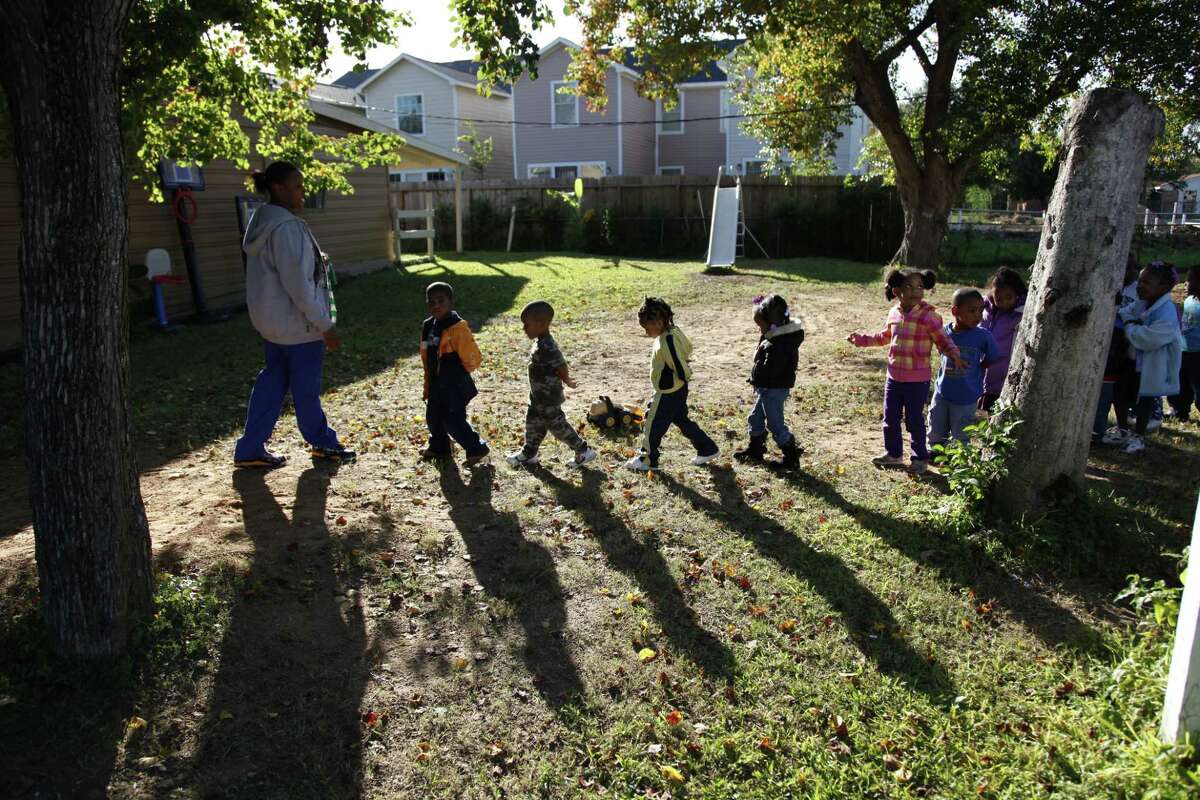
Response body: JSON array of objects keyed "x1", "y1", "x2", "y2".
[{"x1": 243, "y1": 203, "x2": 332, "y2": 345}]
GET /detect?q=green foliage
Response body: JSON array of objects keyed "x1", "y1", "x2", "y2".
[
  {"x1": 962, "y1": 185, "x2": 992, "y2": 210},
  {"x1": 122, "y1": 0, "x2": 409, "y2": 199},
  {"x1": 455, "y1": 121, "x2": 495, "y2": 179},
  {"x1": 934, "y1": 406, "x2": 1021, "y2": 507},
  {"x1": 129, "y1": 571, "x2": 228, "y2": 674},
  {"x1": 1117, "y1": 567, "x2": 1185, "y2": 631}
]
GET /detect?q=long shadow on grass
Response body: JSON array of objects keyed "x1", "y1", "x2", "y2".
[
  {"x1": 0, "y1": 268, "x2": 528, "y2": 538},
  {"x1": 656, "y1": 469, "x2": 954, "y2": 702},
  {"x1": 0, "y1": 658, "x2": 130, "y2": 798},
  {"x1": 530, "y1": 466, "x2": 736, "y2": 683},
  {"x1": 438, "y1": 463, "x2": 585, "y2": 707},
  {"x1": 191, "y1": 467, "x2": 373, "y2": 799},
  {"x1": 776, "y1": 469, "x2": 1108, "y2": 656}
]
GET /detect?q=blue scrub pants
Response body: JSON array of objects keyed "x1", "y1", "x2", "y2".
[{"x1": 234, "y1": 339, "x2": 341, "y2": 460}]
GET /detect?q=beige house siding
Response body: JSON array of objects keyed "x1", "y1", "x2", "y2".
[
  {"x1": 512, "y1": 46, "x2": 620, "y2": 177},
  {"x1": 619, "y1": 75, "x2": 656, "y2": 176},
  {"x1": 361, "y1": 60, "x2": 458, "y2": 154},
  {"x1": 657, "y1": 87, "x2": 725, "y2": 178},
  {"x1": 0, "y1": 113, "x2": 461, "y2": 352},
  {"x1": 454, "y1": 86, "x2": 513, "y2": 180}
]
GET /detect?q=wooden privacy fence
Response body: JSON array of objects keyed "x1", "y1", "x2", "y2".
[{"x1": 389, "y1": 175, "x2": 905, "y2": 262}]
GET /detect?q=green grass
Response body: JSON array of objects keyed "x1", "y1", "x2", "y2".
[
  {"x1": 943, "y1": 230, "x2": 1199, "y2": 272},
  {"x1": 1, "y1": 253, "x2": 1198, "y2": 798}
]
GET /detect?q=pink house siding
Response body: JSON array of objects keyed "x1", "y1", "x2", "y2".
[
  {"x1": 512, "y1": 46, "x2": 620, "y2": 177},
  {"x1": 657, "y1": 87, "x2": 725, "y2": 177},
  {"x1": 619, "y1": 74, "x2": 656, "y2": 176}
]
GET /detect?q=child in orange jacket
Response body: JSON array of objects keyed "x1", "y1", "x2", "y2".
[{"x1": 419, "y1": 281, "x2": 489, "y2": 465}]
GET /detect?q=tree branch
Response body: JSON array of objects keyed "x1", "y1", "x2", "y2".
[
  {"x1": 847, "y1": 40, "x2": 923, "y2": 198},
  {"x1": 877, "y1": 5, "x2": 937, "y2": 67}
]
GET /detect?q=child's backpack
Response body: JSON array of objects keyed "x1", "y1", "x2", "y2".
[{"x1": 587, "y1": 396, "x2": 644, "y2": 431}]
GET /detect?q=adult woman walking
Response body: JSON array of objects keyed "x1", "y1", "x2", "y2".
[{"x1": 233, "y1": 161, "x2": 355, "y2": 467}]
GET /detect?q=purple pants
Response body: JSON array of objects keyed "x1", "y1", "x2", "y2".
[{"x1": 883, "y1": 379, "x2": 930, "y2": 460}]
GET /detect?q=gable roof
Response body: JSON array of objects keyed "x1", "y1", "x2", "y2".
[
  {"x1": 308, "y1": 99, "x2": 468, "y2": 166},
  {"x1": 345, "y1": 53, "x2": 511, "y2": 97},
  {"x1": 538, "y1": 37, "x2": 744, "y2": 85},
  {"x1": 332, "y1": 68, "x2": 379, "y2": 89}
]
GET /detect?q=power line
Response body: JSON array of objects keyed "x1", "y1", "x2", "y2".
[{"x1": 327, "y1": 98, "x2": 882, "y2": 127}]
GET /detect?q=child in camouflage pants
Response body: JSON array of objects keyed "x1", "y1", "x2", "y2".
[{"x1": 506, "y1": 301, "x2": 598, "y2": 468}]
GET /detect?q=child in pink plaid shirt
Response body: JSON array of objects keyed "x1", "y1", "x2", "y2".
[{"x1": 847, "y1": 268, "x2": 965, "y2": 474}]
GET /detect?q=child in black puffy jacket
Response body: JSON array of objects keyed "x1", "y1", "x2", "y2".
[{"x1": 734, "y1": 294, "x2": 806, "y2": 469}]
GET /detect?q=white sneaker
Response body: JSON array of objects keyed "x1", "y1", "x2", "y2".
[
  {"x1": 1101, "y1": 427, "x2": 1130, "y2": 445},
  {"x1": 624, "y1": 453, "x2": 652, "y2": 471},
  {"x1": 572, "y1": 447, "x2": 597, "y2": 468},
  {"x1": 908, "y1": 458, "x2": 929, "y2": 475},
  {"x1": 872, "y1": 453, "x2": 905, "y2": 467},
  {"x1": 505, "y1": 450, "x2": 539, "y2": 467},
  {"x1": 1122, "y1": 434, "x2": 1146, "y2": 454},
  {"x1": 691, "y1": 449, "x2": 720, "y2": 466},
  {"x1": 1145, "y1": 417, "x2": 1162, "y2": 433}
]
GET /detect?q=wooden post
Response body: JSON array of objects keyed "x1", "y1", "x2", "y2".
[
  {"x1": 426, "y1": 194, "x2": 434, "y2": 258},
  {"x1": 1163, "y1": 493, "x2": 1200, "y2": 742},
  {"x1": 992, "y1": 89, "x2": 1164, "y2": 514},
  {"x1": 455, "y1": 169, "x2": 463, "y2": 253},
  {"x1": 506, "y1": 205, "x2": 517, "y2": 252}
]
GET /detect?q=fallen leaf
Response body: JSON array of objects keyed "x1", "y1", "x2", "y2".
[
  {"x1": 335, "y1": 515, "x2": 348, "y2": 526},
  {"x1": 666, "y1": 710, "x2": 683, "y2": 726},
  {"x1": 452, "y1": 656, "x2": 470, "y2": 671},
  {"x1": 758, "y1": 737, "x2": 777, "y2": 753},
  {"x1": 638, "y1": 648, "x2": 657, "y2": 662},
  {"x1": 660, "y1": 765, "x2": 685, "y2": 784},
  {"x1": 219, "y1": 710, "x2": 234, "y2": 721},
  {"x1": 735, "y1": 575, "x2": 752, "y2": 591},
  {"x1": 818, "y1": 513, "x2": 829, "y2": 524},
  {"x1": 779, "y1": 618, "x2": 797, "y2": 633},
  {"x1": 127, "y1": 716, "x2": 147, "y2": 734}
]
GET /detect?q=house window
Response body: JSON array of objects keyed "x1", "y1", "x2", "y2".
[
  {"x1": 528, "y1": 162, "x2": 606, "y2": 179},
  {"x1": 389, "y1": 169, "x2": 452, "y2": 184},
  {"x1": 658, "y1": 94, "x2": 683, "y2": 134},
  {"x1": 743, "y1": 161, "x2": 766, "y2": 176},
  {"x1": 395, "y1": 94, "x2": 424, "y2": 135},
  {"x1": 552, "y1": 81, "x2": 579, "y2": 127},
  {"x1": 303, "y1": 189, "x2": 326, "y2": 210},
  {"x1": 658, "y1": 166, "x2": 684, "y2": 176}
]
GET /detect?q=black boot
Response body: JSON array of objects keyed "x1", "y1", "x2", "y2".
[
  {"x1": 733, "y1": 433, "x2": 768, "y2": 463},
  {"x1": 769, "y1": 437, "x2": 804, "y2": 470}
]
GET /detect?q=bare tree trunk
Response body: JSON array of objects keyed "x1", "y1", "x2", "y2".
[
  {"x1": 992, "y1": 89, "x2": 1163, "y2": 516},
  {"x1": 892, "y1": 186, "x2": 955, "y2": 269},
  {"x1": 0, "y1": 1, "x2": 152, "y2": 656}
]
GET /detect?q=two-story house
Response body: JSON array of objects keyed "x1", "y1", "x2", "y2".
[
  {"x1": 331, "y1": 54, "x2": 514, "y2": 182},
  {"x1": 511, "y1": 38, "x2": 868, "y2": 179}
]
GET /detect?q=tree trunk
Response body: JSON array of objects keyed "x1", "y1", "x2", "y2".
[
  {"x1": 0, "y1": 1, "x2": 152, "y2": 657},
  {"x1": 992, "y1": 89, "x2": 1164, "y2": 516},
  {"x1": 892, "y1": 166, "x2": 960, "y2": 269}
]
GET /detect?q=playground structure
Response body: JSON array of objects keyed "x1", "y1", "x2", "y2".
[{"x1": 705, "y1": 167, "x2": 769, "y2": 268}]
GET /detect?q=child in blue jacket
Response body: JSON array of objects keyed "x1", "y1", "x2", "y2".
[{"x1": 1119, "y1": 261, "x2": 1185, "y2": 454}]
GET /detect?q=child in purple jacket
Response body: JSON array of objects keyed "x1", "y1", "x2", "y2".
[{"x1": 978, "y1": 267, "x2": 1027, "y2": 411}]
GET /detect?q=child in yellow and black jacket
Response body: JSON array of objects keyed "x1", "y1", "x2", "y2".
[
  {"x1": 419, "y1": 281, "x2": 489, "y2": 465},
  {"x1": 625, "y1": 297, "x2": 720, "y2": 471}
]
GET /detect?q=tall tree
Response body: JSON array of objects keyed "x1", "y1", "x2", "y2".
[
  {"x1": 0, "y1": 0, "x2": 403, "y2": 658},
  {"x1": 454, "y1": 0, "x2": 1198, "y2": 267},
  {"x1": 992, "y1": 89, "x2": 1162, "y2": 514}
]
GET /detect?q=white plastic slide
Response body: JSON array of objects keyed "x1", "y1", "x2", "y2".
[{"x1": 705, "y1": 184, "x2": 739, "y2": 268}]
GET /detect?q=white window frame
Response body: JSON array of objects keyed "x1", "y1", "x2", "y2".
[
  {"x1": 395, "y1": 93, "x2": 425, "y2": 136},
  {"x1": 527, "y1": 161, "x2": 607, "y2": 179},
  {"x1": 551, "y1": 81, "x2": 580, "y2": 128},
  {"x1": 657, "y1": 93, "x2": 684, "y2": 135},
  {"x1": 657, "y1": 166, "x2": 685, "y2": 176},
  {"x1": 719, "y1": 89, "x2": 732, "y2": 135}
]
